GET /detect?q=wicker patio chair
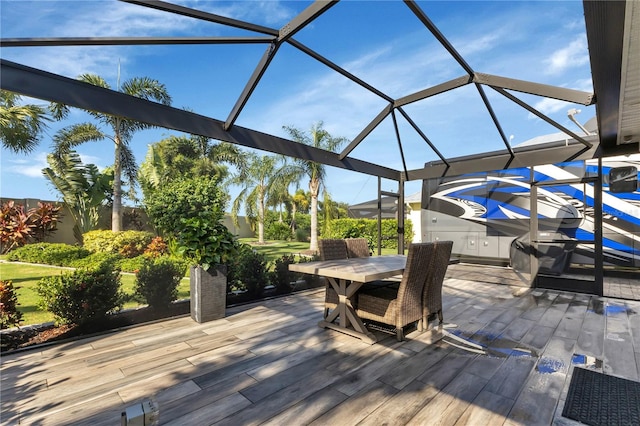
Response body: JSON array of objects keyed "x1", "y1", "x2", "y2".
[
  {"x1": 318, "y1": 239, "x2": 349, "y2": 318},
  {"x1": 356, "y1": 242, "x2": 436, "y2": 341},
  {"x1": 345, "y1": 238, "x2": 370, "y2": 258},
  {"x1": 318, "y1": 238, "x2": 349, "y2": 261},
  {"x1": 421, "y1": 240, "x2": 453, "y2": 330},
  {"x1": 346, "y1": 237, "x2": 400, "y2": 291}
]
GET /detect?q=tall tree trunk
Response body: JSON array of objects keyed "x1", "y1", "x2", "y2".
[
  {"x1": 309, "y1": 178, "x2": 319, "y2": 251},
  {"x1": 291, "y1": 203, "x2": 297, "y2": 236},
  {"x1": 112, "y1": 131, "x2": 122, "y2": 232},
  {"x1": 258, "y1": 187, "x2": 265, "y2": 244}
]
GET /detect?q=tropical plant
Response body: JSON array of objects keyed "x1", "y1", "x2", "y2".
[
  {"x1": 29, "y1": 202, "x2": 62, "y2": 242},
  {"x1": 0, "y1": 90, "x2": 51, "y2": 154},
  {"x1": 144, "y1": 176, "x2": 237, "y2": 270},
  {"x1": 231, "y1": 154, "x2": 281, "y2": 244},
  {"x1": 0, "y1": 201, "x2": 32, "y2": 254},
  {"x1": 52, "y1": 73, "x2": 171, "y2": 232},
  {"x1": 143, "y1": 236, "x2": 168, "y2": 258},
  {"x1": 281, "y1": 122, "x2": 347, "y2": 251},
  {"x1": 176, "y1": 216, "x2": 239, "y2": 271},
  {"x1": 267, "y1": 172, "x2": 292, "y2": 224},
  {"x1": 42, "y1": 150, "x2": 113, "y2": 244},
  {"x1": 0, "y1": 201, "x2": 61, "y2": 253},
  {"x1": 0, "y1": 280, "x2": 24, "y2": 329},
  {"x1": 144, "y1": 175, "x2": 227, "y2": 236},
  {"x1": 291, "y1": 188, "x2": 310, "y2": 235},
  {"x1": 139, "y1": 134, "x2": 246, "y2": 199}
]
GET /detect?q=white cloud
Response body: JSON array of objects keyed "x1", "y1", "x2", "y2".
[
  {"x1": 544, "y1": 35, "x2": 590, "y2": 75},
  {"x1": 534, "y1": 97, "x2": 570, "y2": 115},
  {"x1": 5, "y1": 152, "x2": 48, "y2": 178},
  {"x1": 5, "y1": 46, "x2": 127, "y2": 81},
  {"x1": 196, "y1": 0, "x2": 297, "y2": 27},
  {"x1": 2, "y1": 149, "x2": 108, "y2": 180},
  {"x1": 574, "y1": 77, "x2": 594, "y2": 92},
  {"x1": 458, "y1": 31, "x2": 502, "y2": 57}
]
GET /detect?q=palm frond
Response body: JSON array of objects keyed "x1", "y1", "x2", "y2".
[
  {"x1": 1, "y1": 90, "x2": 51, "y2": 154},
  {"x1": 52, "y1": 123, "x2": 105, "y2": 156}
]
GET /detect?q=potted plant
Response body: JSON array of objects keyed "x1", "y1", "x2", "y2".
[{"x1": 177, "y1": 213, "x2": 239, "y2": 323}]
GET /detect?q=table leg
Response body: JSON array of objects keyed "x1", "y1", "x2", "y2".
[
  {"x1": 338, "y1": 279, "x2": 347, "y2": 328},
  {"x1": 318, "y1": 278, "x2": 377, "y2": 344}
]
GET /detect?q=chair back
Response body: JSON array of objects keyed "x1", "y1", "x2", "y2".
[
  {"x1": 423, "y1": 240, "x2": 453, "y2": 315},
  {"x1": 396, "y1": 242, "x2": 437, "y2": 322},
  {"x1": 345, "y1": 238, "x2": 370, "y2": 258},
  {"x1": 318, "y1": 238, "x2": 348, "y2": 261}
]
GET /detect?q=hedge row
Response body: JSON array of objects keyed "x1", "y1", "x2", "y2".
[
  {"x1": 6, "y1": 242, "x2": 186, "y2": 275},
  {"x1": 321, "y1": 218, "x2": 413, "y2": 249}
]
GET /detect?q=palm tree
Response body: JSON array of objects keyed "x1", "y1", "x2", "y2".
[
  {"x1": 281, "y1": 122, "x2": 347, "y2": 251},
  {"x1": 231, "y1": 154, "x2": 280, "y2": 244},
  {"x1": 266, "y1": 177, "x2": 291, "y2": 224},
  {"x1": 0, "y1": 90, "x2": 50, "y2": 154},
  {"x1": 291, "y1": 188, "x2": 310, "y2": 235},
  {"x1": 42, "y1": 150, "x2": 113, "y2": 244},
  {"x1": 53, "y1": 74, "x2": 171, "y2": 232},
  {"x1": 138, "y1": 134, "x2": 246, "y2": 199}
]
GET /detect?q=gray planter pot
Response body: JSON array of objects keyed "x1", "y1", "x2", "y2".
[{"x1": 190, "y1": 264, "x2": 227, "y2": 323}]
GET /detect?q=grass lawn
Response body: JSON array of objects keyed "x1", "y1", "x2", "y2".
[
  {"x1": 240, "y1": 239, "x2": 313, "y2": 259},
  {"x1": 0, "y1": 262, "x2": 190, "y2": 327},
  {"x1": 240, "y1": 238, "x2": 402, "y2": 258}
]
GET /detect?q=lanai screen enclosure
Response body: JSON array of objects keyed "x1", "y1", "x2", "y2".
[{"x1": 1, "y1": 0, "x2": 639, "y2": 296}]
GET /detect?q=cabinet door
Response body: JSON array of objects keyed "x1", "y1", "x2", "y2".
[
  {"x1": 478, "y1": 236, "x2": 500, "y2": 258},
  {"x1": 432, "y1": 231, "x2": 478, "y2": 257}
]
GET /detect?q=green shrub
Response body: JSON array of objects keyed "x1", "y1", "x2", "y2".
[
  {"x1": 293, "y1": 213, "x2": 311, "y2": 233},
  {"x1": 6, "y1": 243, "x2": 90, "y2": 266},
  {"x1": 295, "y1": 228, "x2": 309, "y2": 242},
  {"x1": 1, "y1": 280, "x2": 23, "y2": 329},
  {"x1": 36, "y1": 261, "x2": 124, "y2": 326},
  {"x1": 270, "y1": 254, "x2": 298, "y2": 294},
  {"x1": 227, "y1": 244, "x2": 269, "y2": 298},
  {"x1": 117, "y1": 255, "x2": 147, "y2": 273},
  {"x1": 80, "y1": 230, "x2": 114, "y2": 252},
  {"x1": 144, "y1": 176, "x2": 227, "y2": 236},
  {"x1": 296, "y1": 253, "x2": 321, "y2": 287},
  {"x1": 83, "y1": 230, "x2": 154, "y2": 258},
  {"x1": 322, "y1": 218, "x2": 413, "y2": 249},
  {"x1": 265, "y1": 221, "x2": 292, "y2": 241},
  {"x1": 134, "y1": 257, "x2": 184, "y2": 309},
  {"x1": 70, "y1": 252, "x2": 121, "y2": 269}
]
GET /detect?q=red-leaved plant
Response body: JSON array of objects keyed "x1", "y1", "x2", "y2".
[
  {"x1": 0, "y1": 201, "x2": 61, "y2": 254},
  {"x1": 0, "y1": 280, "x2": 24, "y2": 329}
]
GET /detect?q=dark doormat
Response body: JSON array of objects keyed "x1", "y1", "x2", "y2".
[{"x1": 562, "y1": 367, "x2": 640, "y2": 426}]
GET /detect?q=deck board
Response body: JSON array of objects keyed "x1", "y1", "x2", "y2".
[{"x1": 2, "y1": 265, "x2": 640, "y2": 425}]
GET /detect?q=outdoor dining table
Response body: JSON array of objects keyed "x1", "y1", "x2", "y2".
[{"x1": 289, "y1": 255, "x2": 407, "y2": 344}]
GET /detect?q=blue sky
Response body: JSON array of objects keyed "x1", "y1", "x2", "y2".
[{"x1": 0, "y1": 0, "x2": 595, "y2": 210}]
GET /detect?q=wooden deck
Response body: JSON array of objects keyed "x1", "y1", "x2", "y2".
[{"x1": 2, "y1": 265, "x2": 640, "y2": 425}]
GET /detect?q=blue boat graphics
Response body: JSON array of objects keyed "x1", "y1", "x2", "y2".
[{"x1": 423, "y1": 156, "x2": 640, "y2": 269}]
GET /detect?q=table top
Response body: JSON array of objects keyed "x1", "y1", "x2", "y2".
[{"x1": 289, "y1": 255, "x2": 406, "y2": 282}]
